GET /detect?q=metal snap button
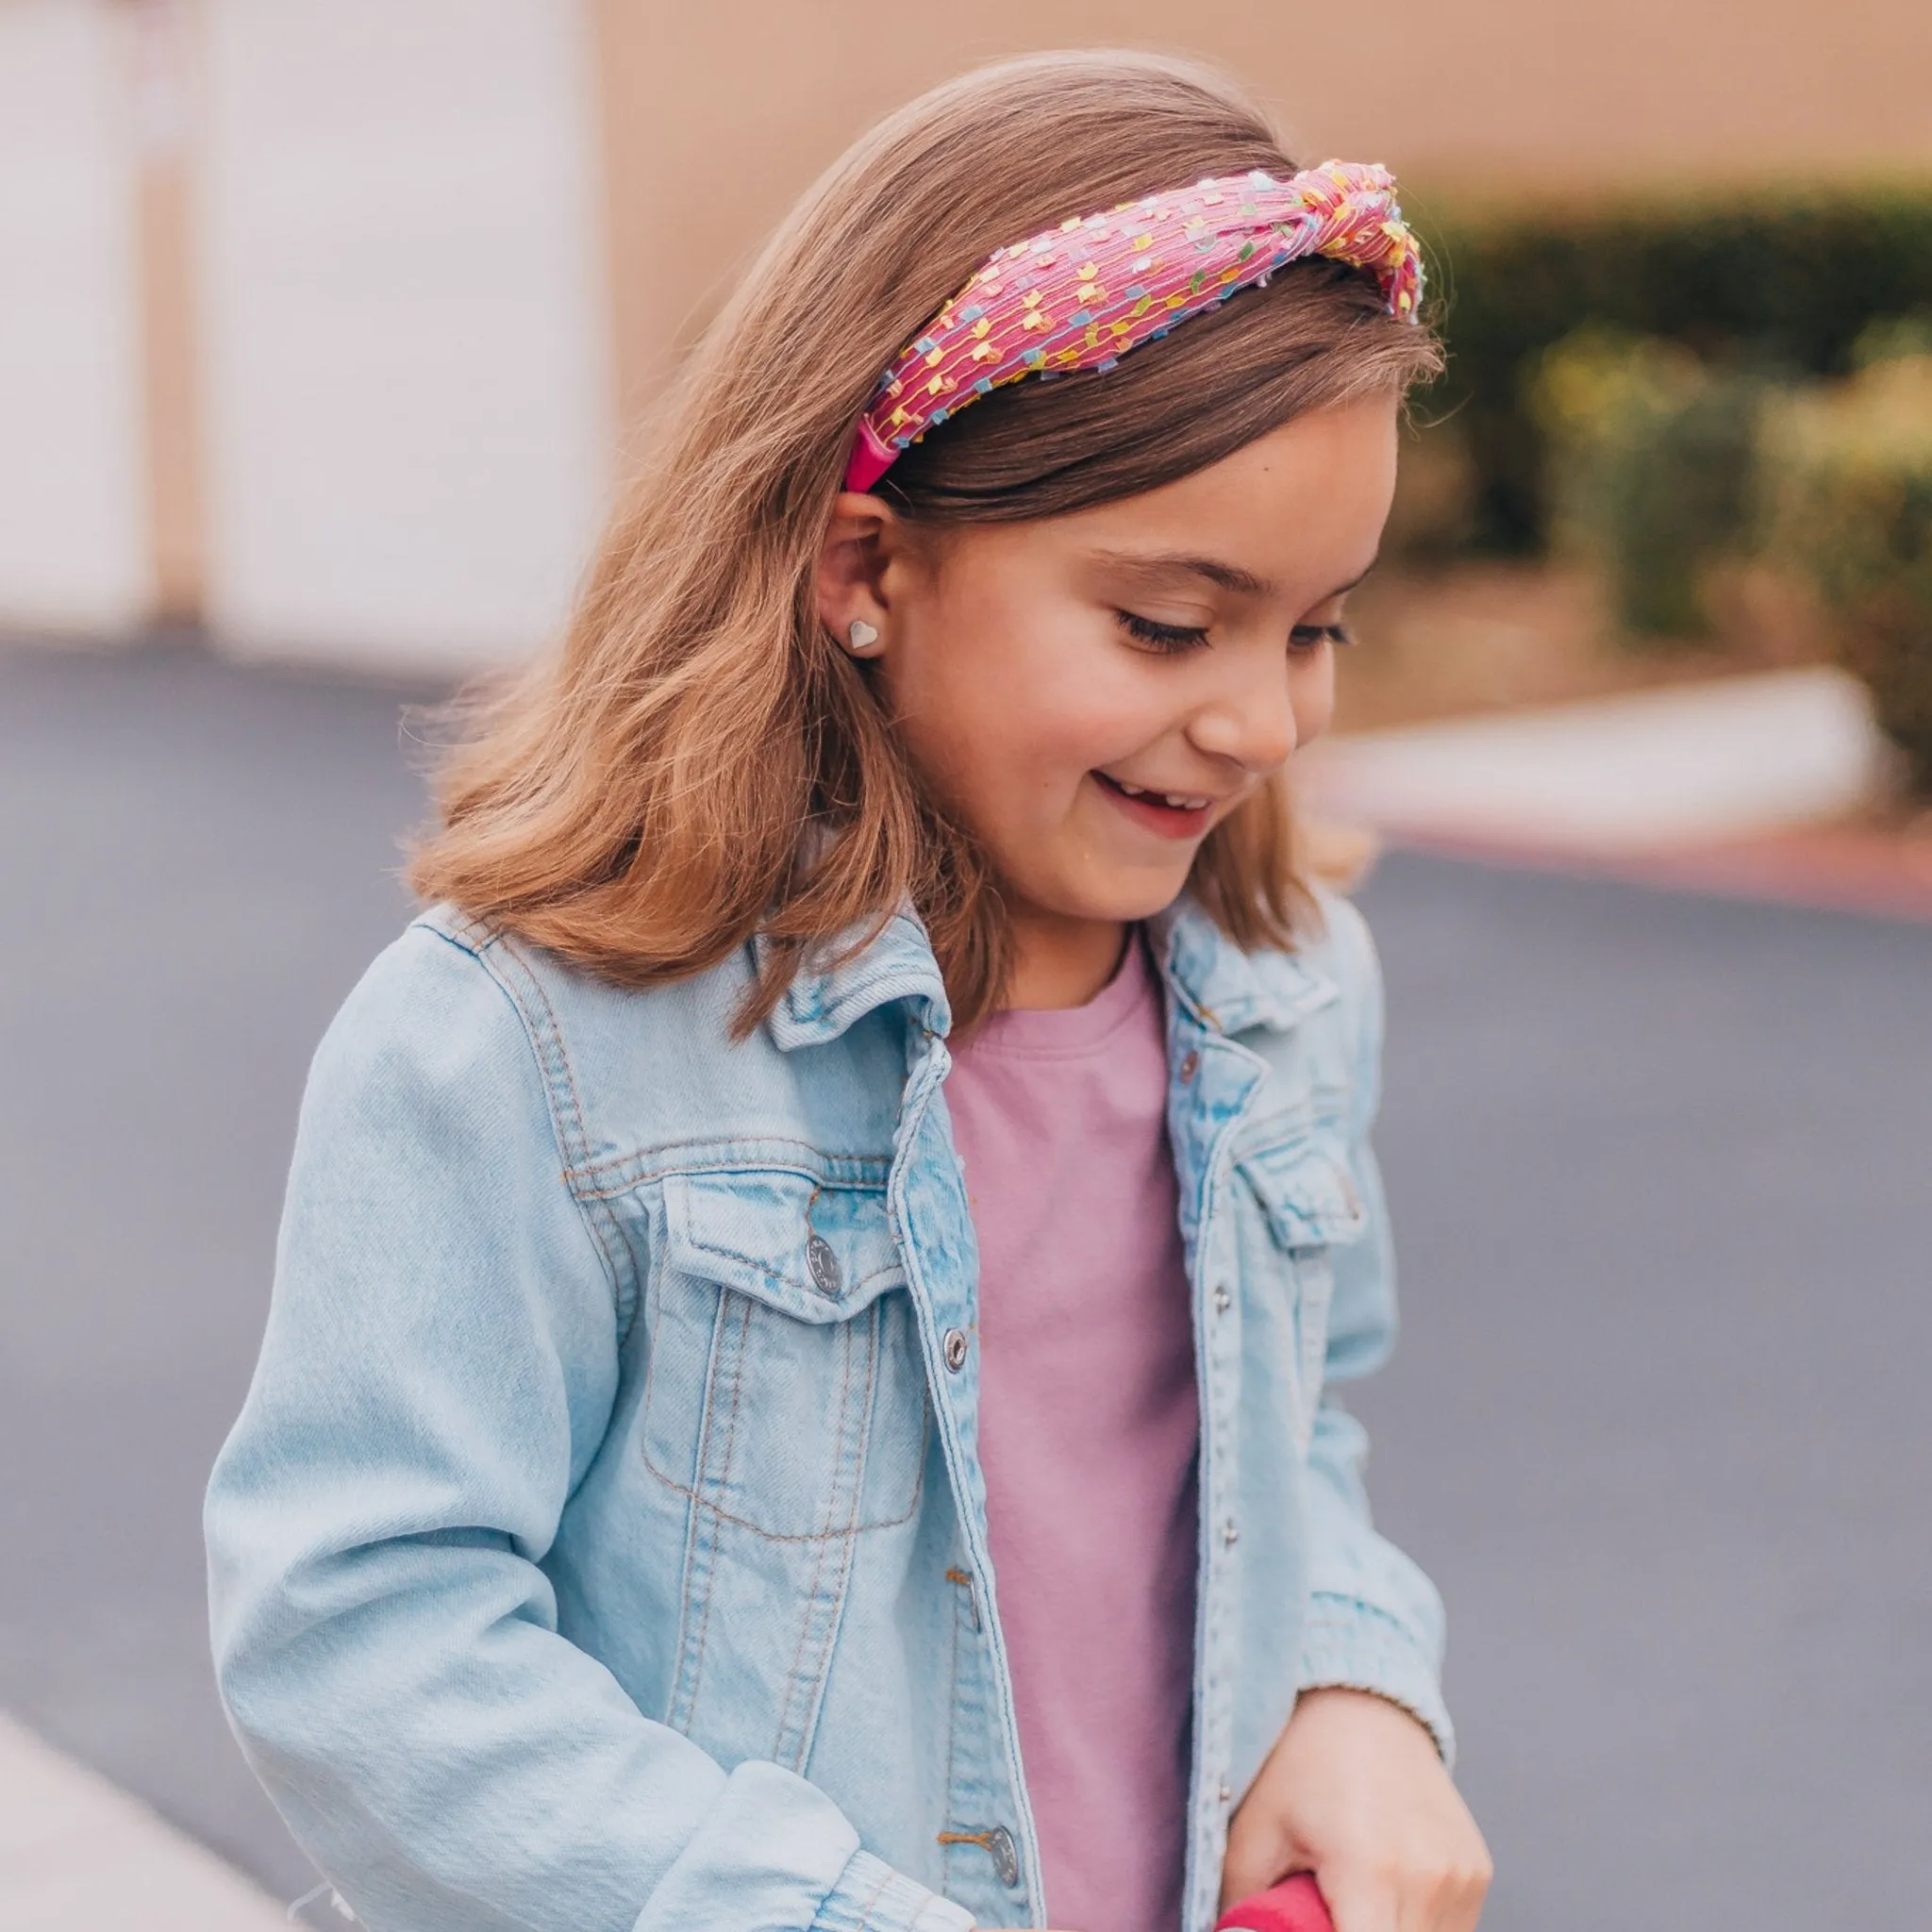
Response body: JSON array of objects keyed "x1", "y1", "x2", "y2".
[
  {"x1": 942, "y1": 1326, "x2": 970, "y2": 1373},
  {"x1": 1222, "y1": 1518, "x2": 1240, "y2": 1548},
  {"x1": 805, "y1": 1232, "x2": 841, "y2": 1297},
  {"x1": 1213, "y1": 1284, "x2": 1232, "y2": 1314},
  {"x1": 1179, "y1": 1048, "x2": 1200, "y2": 1083},
  {"x1": 985, "y1": 1824, "x2": 1020, "y2": 1888},
  {"x1": 1219, "y1": 1779, "x2": 1234, "y2": 1806}
]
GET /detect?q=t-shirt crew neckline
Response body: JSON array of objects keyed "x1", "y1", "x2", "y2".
[{"x1": 961, "y1": 928, "x2": 1158, "y2": 1059}]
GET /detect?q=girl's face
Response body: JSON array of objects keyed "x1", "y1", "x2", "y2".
[{"x1": 817, "y1": 392, "x2": 1399, "y2": 984}]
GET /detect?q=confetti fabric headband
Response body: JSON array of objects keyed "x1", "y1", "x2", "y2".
[{"x1": 843, "y1": 159, "x2": 1424, "y2": 492}]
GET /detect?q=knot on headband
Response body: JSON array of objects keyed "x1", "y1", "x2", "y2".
[{"x1": 843, "y1": 160, "x2": 1424, "y2": 493}]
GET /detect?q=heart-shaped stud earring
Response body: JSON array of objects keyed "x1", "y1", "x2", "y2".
[{"x1": 845, "y1": 618, "x2": 880, "y2": 656}]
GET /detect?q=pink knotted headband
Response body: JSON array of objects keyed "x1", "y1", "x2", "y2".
[{"x1": 843, "y1": 159, "x2": 1424, "y2": 493}]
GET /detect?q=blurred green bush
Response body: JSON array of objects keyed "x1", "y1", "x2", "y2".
[
  {"x1": 1526, "y1": 328, "x2": 1766, "y2": 641},
  {"x1": 1423, "y1": 188, "x2": 1932, "y2": 553},
  {"x1": 1759, "y1": 350, "x2": 1932, "y2": 794}
]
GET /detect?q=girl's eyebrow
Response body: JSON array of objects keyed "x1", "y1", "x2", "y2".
[
  {"x1": 1091, "y1": 549, "x2": 1276, "y2": 597},
  {"x1": 1090, "y1": 549, "x2": 1379, "y2": 601}
]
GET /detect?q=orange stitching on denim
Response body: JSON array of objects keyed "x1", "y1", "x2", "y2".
[
  {"x1": 676, "y1": 1294, "x2": 752, "y2": 1724},
  {"x1": 801, "y1": 1308, "x2": 869, "y2": 1657},
  {"x1": 564, "y1": 1141, "x2": 891, "y2": 1193},
  {"x1": 497, "y1": 936, "x2": 641, "y2": 1327},
  {"x1": 635, "y1": 1288, "x2": 927, "y2": 1537},
  {"x1": 772, "y1": 1309, "x2": 860, "y2": 1763},
  {"x1": 662, "y1": 1432, "x2": 708, "y2": 1736},
  {"x1": 424, "y1": 908, "x2": 500, "y2": 956},
  {"x1": 664, "y1": 1287, "x2": 728, "y2": 1736},
  {"x1": 634, "y1": 1254, "x2": 667, "y2": 1459},
  {"x1": 496, "y1": 937, "x2": 592, "y2": 1165},
  {"x1": 673, "y1": 1229, "x2": 905, "y2": 1301},
  {"x1": 636, "y1": 1431, "x2": 927, "y2": 1541},
  {"x1": 462, "y1": 930, "x2": 633, "y2": 1330},
  {"x1": 938, "y1": 1549, "x2": 969, "y2": 1895},
  {"x1": 850, "y1": 1865, "x2": 891, "y2": 1932}
]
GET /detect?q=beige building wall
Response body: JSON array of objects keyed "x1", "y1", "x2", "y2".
[
  {"x1": 131, "y1": 0, "x2": 205, "y2": 622},
  {"x1": 591, "y1": 0, "x2": 1932, "y2": 427}
]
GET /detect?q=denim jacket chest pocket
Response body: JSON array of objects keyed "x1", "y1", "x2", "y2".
[
  {"x1": 1231, "y1": 1136, "x2": 1369, "y2": 1450},
  {"x1": 638, "y1": 1165, "x2": 930, "y2": 1543}
]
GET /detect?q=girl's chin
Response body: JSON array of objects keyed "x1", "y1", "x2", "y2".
[
  {"x1": 978, "y1": 805, "x2": 1205, "y2": 926},
  {"x1": 1032, "y1": 861, "x2": 1199, "y2": 931}
]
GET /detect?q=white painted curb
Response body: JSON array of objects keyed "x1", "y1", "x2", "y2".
[
  {"x1": 1303, "y1": 667, "x2": 1887, "y2": 854},
  {"x1": 0, "y1": 1710, "x2": 289, "y2": 1930}
]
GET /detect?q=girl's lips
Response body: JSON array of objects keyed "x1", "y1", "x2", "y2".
[{"x1": 1091, "y1": 769, "x2": 1218, "y2": 841}]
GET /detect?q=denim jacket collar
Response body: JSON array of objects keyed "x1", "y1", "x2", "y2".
[
  {"x1": 1149, "y1": 899, "x2": 1339, "y2": 1036},
  {"x1": 758, "y1": 911, "x2": 953, "y2": 1052},
  {"x1": 760, "y1": 896, "x2": 1335, "y2": 1052}
]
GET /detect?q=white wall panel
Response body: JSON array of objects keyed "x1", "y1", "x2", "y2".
[
  {"x1": 198, "y1": 0, "x2": 613, "y2": 672},
  {"x1": 0, "y1": 0, "x2": 151, "y2": 634}
]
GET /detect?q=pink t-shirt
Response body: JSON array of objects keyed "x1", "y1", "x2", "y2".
[{"x1": 944, "y1": 934, "x2": 1199, "y2": 1932}]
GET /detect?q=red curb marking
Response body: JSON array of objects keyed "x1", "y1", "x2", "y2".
[{"x1": 1377, "y1": 824, "x2": 1932, "y2": 924}]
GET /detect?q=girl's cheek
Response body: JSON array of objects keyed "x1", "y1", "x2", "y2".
[
  {"x1": 1051, "y1": 664, "x2": 1179, "y2": 753},
  {"x1": 1290, "y1": 654, "x2": 1339, "y2": 746}
]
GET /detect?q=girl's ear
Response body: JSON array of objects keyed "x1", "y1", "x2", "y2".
[{"x1": 815, "y1": 491, "x2": 901, "y2": 658}]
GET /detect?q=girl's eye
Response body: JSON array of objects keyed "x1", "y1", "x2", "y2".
[
  {"x1": 1116, "y1": 608, "x2": 1209, "y2": 655},
  {"x1": 1290, "y1": 622, "x2": 1354, "y2": 652}
]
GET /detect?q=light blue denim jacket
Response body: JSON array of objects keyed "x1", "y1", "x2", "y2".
[{"x1": 206, "y1": 891, "x2": 1450, "y2": 1932}]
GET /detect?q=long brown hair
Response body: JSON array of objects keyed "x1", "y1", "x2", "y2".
[{"x1": 410, "y1": 49, "x2": 1442, "y2": 1031}]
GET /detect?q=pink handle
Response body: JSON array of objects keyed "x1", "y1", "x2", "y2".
[{"x1": 1214, "y1": 1872, "x2": 1335, "y2": 1932}]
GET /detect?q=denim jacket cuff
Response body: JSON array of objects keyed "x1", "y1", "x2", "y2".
[
  {"x1": 1298, "y1": 1591, "x2": 1457, "y2": 1767},
  {"x1": 810, "y1": 1849, "x2": 974, "y2": 1932}
]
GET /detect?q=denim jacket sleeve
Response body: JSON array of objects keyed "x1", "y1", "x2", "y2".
[
  {"x1": 1293, "y1": 899, "x2": 1456, "y2": 1764},
  {"x1": 204, "y1": 924, "x2": 971, "y2": 1932}
]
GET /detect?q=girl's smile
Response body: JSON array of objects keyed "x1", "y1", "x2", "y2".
[{"x1": 1090, "y1": 770, "x2": 1223, "y2": 839}]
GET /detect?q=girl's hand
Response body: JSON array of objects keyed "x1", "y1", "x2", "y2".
[{"x1": 1220, "y1": 1688, "x2": 1491, "y2": 1932}]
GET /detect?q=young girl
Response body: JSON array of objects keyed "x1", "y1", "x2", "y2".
[{"x1": 207, "y1": 48, "x2": 1491, "y2": 1932}]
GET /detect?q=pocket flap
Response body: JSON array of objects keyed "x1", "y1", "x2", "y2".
[
  {"x1": 661, "y1": 1168, "x2": 907, "y2": 1324},
  {"x1": 1236, "y1": 1140, "x2": 1368, "y2": 1250}
]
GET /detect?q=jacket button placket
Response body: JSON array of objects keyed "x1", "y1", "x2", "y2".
[
  {"x1": 903, "y1": 1076, "x2": 1033, "y2": 1926},
  {"x1": 1194, "y1": 1208, "x2": 1245, "y2": 1913}
]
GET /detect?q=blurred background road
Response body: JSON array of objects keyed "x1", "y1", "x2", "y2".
[{"x1": 4, "y1": 637, "x2": 1928, "y2": 1932}]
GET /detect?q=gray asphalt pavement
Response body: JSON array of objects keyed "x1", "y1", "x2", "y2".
[{"x1": 3, "y1": 638, "x2": 1927, "y2": 1930}]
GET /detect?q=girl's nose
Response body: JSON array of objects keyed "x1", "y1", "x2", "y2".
[{"x1": 1186, "y1": 671, "x2": 1298, "y2": 776}]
